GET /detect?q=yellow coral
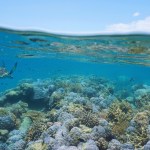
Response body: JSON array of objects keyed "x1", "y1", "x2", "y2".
[
  {"x1": 127, "y1": 111, "x2": 149, "y2": 148},
  {"x1": 23, "y1": 110, "x2": 45, "y2": 122},
  {"x1": 127, "y1": 127, "x2": 148, "y2": 148},
  {"x1": 133, "y1": 111, "x2": 149, "y2": 126},
  {"x1": 26, "y1": 122, "x2": 48, "y2": 142},
  {"x1": 79, "y1": 125, "x2": 92, "y2": 133},
  {"x1": 67, "y1": 103, "x2": 84, "y2": 116},
  {"x1": 27, "y1": 142, "x2": 48, "y2": 150},
  {"x1": 107, "y1": 100, "x2": 132, "y2": 137},
  {"x1": 47, "y1": 109, "x2": 58, "y2": 122},
  {"x1": 96, "y1": 137, "x2": 108, "y2": 150},
  {"x1": 79, "y1": 111, "x2": 99, "y2": 128}
]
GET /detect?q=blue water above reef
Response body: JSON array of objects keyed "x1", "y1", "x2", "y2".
[
  {"x1": 1, "y1": 58, "x2": 150, "y2": 92},
  {"x1": 0, "y1": 28, "x2": 150, "y2": 149},
  {"x1": 0, "y1": 28, "x2": 150, "y2": 92}
]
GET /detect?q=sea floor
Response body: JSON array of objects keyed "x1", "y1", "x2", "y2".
[{"x1": 0, "y1": 75, "x2": 150, "y2": 150}]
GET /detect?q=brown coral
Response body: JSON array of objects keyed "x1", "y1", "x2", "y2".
[
  {"x1": 46, "y1": 109, "x2": 58, "y2": 122},
  {"x1": 133, "y1": 111, "x2": 149, "y2": 126},
  {"x1": 25, "y1": 122, "x2": 48, "y2": 142},
  {"x1": 79, "y1": 110, "x2": 99, "y2": 128},
  {"x1": 67, "y1": 103, "x2": 85, "y2": 117},
  {"x1": 107, "y1": 100, "x2": 133, "y2": 138},
  {"x1": 96, "y1": 137, "x2": 108, "y2": 150},
  {"x1": 127, "y1": 111, "x2": 149, "y2": 148}
]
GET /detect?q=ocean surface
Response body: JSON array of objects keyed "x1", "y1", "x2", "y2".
[
  {"x1": 0, "y1": 28, "x2": 150, "y2": 149},
  {"x1": 0, "y1": 28, "x2": 150, "y2": 92}
]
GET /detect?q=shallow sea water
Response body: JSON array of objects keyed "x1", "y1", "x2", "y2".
[{"x1": 0, "y1": 28, "x2": 150, "y2": 149}]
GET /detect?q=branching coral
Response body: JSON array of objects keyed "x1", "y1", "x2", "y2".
[
  {"x1": 66, "y1": 103, "x2": 85, "y2": 117},
  {"x1": 25, "y1": 122, "x2": 48, "y2": 142},
  {"x1": 127, "y1": 127, "x2": 148, "y2": 148},
  {"x1": 23, "y1": 110, "x2": 49, "y2": 142},
  {"x1": 79, "y1": 110, "x2": 99, "y2": 128},
  {"x1": 65, "y1": 102, "x2": 99, "y2": 128},
  {"x1": 134, "y1": 111, "x2": 149, "y2": 126},
  {"x1": 127, "y1": 111, "x2": 149, "y2": 148},
  {"x1": 107, "y1": 100, "x2": 133, "y2": 138},
  {"x1": 54, "y1": 76, "x2": 83, "y2": 93},
  {"x1": 96, "y1": 137, "x2": 108, "y2": 150},
  {"x1": 136, "y1": 94, "x2": 150, "y2": 108},
  {"x1": 46, "y1": 109, "x2": 58, "y2": 122}
]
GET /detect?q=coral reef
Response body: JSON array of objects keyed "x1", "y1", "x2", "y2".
[
  {"x1": 107, "y1": 100, "x2": 133, "y2": 140},
  {"x1": 107, "y1": 139, "x2": 121, "y2": 150},
  {"x1": 26, "y1": 140, "x2": 48, "y2": 150},
  {"x1": 0, "y1": 129, "x2": 8, "y2": 142},
  {"x1": 0, "y1": 75, "x2": 149, "y2": 149},
  {"x1": 96, "y1": 137, "x2": 108, "y2": 150},
  {"x1": 23, "y1": 110, "x2": 45, "y2": 122},
  {"x1": 7, "y1": 101, "x2": 28, "y2": 118},
  {"x1": 7, "y1": 139, "x2": 26, "y2": 150},
  {"x1": 66, "y1": 103, "x2": 85, "y2": 117},
  {"x1": 79, "y1": 110, "x2": 99, "y2": 128},
  {"x1": 0, "y1": 108, "x2": 17, "y2": 130},
  {"x1": 126, "y1": 111, "x2": 150, "y2": 148},
  {"x1": 144, "y1": 141, "x2": 150, "y2": 150},
  {"x1": 134, "y1": 86, "x2": 150, "y2": 108},
  {"x1": 69, "y1": 127, "x2": 82, "y2": 145},
  {"x1": 0, "y1": 142, "x2": 8, "y2": 150},
  {"x1": 25, "y1": 122, "x2": 48, "y2": 142},
  {"x1": 78, "y1": 139, "x2": 99, "y2": 150}
]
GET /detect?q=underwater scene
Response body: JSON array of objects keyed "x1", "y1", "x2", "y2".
[{"x1": 0, "y1": 28, "x2": 150, "y2": 150}]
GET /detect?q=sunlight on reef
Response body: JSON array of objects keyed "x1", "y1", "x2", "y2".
[{"x1": 0, "y1": 75, "x2": 150, "y2": 149}]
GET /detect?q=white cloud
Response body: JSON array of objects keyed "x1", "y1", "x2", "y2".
[
  {"x1": 105, "y1": 16, "x2": 150, "y2": 33},
  {"x1": 1, "y1": 16, "x2": 150, "y2": 35},
  {"x1": 133, "y1": 12, "x2": 140, "y2": 17}
]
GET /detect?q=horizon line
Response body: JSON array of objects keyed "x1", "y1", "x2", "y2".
[{"x1": 0, "y1": 26, "x2": 150, "y2": 36}]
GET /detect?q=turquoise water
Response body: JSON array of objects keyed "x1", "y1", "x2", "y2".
[
  {"x1": 0, "y1": 28, "x2": 150, "y2": 92},
  {"x1": 0, "y1": 28, "x2": 150, "y2": 149}
]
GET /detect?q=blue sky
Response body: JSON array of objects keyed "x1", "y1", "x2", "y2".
[{"x1": 0, "y1": 0, "x2": 150, "y2": 34}]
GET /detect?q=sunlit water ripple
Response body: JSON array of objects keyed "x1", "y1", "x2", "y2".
[{"x1": 0, "y1": 28, "x2": 150, "y2": 66}]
